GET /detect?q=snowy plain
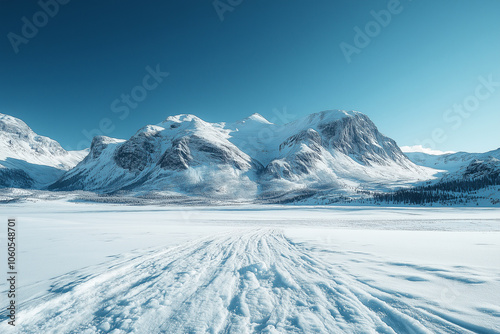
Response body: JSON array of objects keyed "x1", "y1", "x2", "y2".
[{"x1": 0, "y1": 202, "x2": 499, "y2": 333}]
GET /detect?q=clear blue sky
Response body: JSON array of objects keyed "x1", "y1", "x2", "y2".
[{"x1": 1, "y1": 0, "x2": 499, "y2": 152}]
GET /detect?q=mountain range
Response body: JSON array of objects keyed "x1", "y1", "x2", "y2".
[
  {"x1": 404, "y1": 149, "x2": 500, "y2": 182},
  {"x1": 1, "y1": 111, "x2": 498, "y2": 204}
]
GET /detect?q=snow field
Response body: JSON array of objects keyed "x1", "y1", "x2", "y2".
[{"x1": 0, "y1": 203, "x2": 499, "y2": 333}]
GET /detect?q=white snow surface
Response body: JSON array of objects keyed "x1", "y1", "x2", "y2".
[{"x1": 0, "y1": 202, "x2": 499, "y2": 333}]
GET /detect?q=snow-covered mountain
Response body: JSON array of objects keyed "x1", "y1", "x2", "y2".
[
  {"x1": 249, "y1": 111, "x2": 435, "y2": 200},
  {"x1": 49, "y1": 110, "x2": 437, "y2": 201},
  {"x1": 0, "y1": 113, "x2": 87, "y2": 188},
  {"x1": 404, "y1": 148, "x2": 500, "y2": 181},
  {"x1": 369, "y1": 148, "x2": 500, "y2": 206}
]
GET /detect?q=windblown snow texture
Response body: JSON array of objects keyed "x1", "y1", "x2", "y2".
[{"x1": 5, "y1": 227, "x2": 498, "y2": 334}]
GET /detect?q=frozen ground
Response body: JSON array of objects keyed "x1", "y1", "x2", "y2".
[{"x1": 0, "y1": 202, "x2": 499, "y2": 333}]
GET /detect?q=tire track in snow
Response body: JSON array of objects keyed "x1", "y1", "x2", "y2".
[{"x1": 0, "y1": 229, "x2": 489, "y2": 333}]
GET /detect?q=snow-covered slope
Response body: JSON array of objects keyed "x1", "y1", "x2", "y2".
[
  {"x1": 50, "y1": 110, "x2": 437, "y2": 200},
  {"x1": 249, "y1": 111, "x2": 436, "y2": 200},
  {"x1": 50, "y1": 114, "x2": 258, "y2": 199},
  {"x1": 404, "y1": 148, "x2": 500, "y2": 181},
  {"x1": 393, "y1": 148, "x2": 500, "y2": 206},
  {"x1": 0, "y1": 113, "x2": 87, "y2": 188}
]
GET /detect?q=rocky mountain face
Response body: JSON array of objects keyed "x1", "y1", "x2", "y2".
[
  {"x1": 48, "y1": 110, "x2": 436, "y2": 201},
  {"x1": 4, "y1": 111, "x2": 498, "y2": 203},
  {"x1": 49, "y1": 115, "x2": 258, "y2": 199},
  {"x1": 0, "y1": 113, "x2": 87, "y2": 188},
  {"x1": 404, "y1": 148, "x2": 500, "y2": 182},
  {"x1": 461, "y1": 157, "x2": 500, "y2": 179}
]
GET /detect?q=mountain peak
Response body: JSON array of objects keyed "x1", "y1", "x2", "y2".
[
  {"x1": 306, "y1": 110, "x2": 361, "y2": 124},
  {"x1": 246, "y1": 113, "x2": 272, "y2": 124},
  {"x1": 163, "y1": 114, "x2": 202, "y2": 123},
  {"x1": 233, "y1": 113, "x2": 273, "y2": 126},
  {"x1": 0, "y1": 113, "x2": 32, "y2": 136}
]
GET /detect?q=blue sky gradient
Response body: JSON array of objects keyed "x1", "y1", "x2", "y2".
[{"x1": 1, "y1": 0, "x2": 499, "y2": 152}]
